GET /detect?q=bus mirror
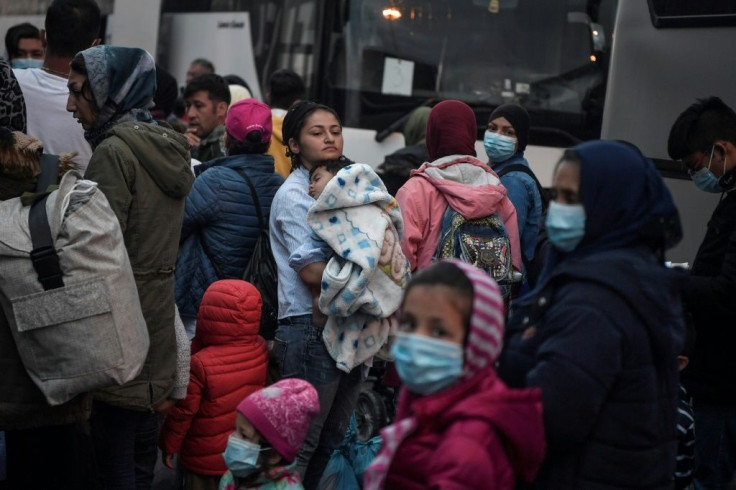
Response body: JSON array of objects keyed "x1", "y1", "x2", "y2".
[{"x1": 590, "y1": 22, "x2": 606, "y2": 52}]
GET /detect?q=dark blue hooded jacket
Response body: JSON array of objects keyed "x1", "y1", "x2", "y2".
[
  {"x1": 498, "y1": 141, "x2": 684, "y2": 489},
  {"x1": 175, "y1": 153, "x2": 284, "y2": 318}
]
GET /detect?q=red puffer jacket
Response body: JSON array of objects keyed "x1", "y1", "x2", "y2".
[{"x1": 159, "y1": 279, "x2": 268, "y2": 475}]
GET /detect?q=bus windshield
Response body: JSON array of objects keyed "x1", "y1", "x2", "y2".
[{"x1": 325, "y1": 0, "x2": 617, "y2": 143}]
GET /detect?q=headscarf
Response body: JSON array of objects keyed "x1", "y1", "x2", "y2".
[
  {"x1": 489, "y1": 103, "x2": 530, "y2": 152},
  {"x1": 151, "y1": 64, "x2": 178, "y2": 119},
  {"x1": 364, "y1": 259, "x2": 504, "y2": 490},
  {"x1": 78, "y1": 45, "x2": 156, "y2": 148},
  {"x1": 426, "y1": 100, "x2": 477, "y2": 161},
  {"x1": 228, "y1": 84, "x2": 252, "y2": 106},
  {"x1": 0, "y1": 59, "x2": 27, "y2": 133},
  {"x1": 403, "y1": 106, "x2": 431, "y2": 147},
  {"x1": 544, "y1": 141, "x2": 682, "y2": 275}
]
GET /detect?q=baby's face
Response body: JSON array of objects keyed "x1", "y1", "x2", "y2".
[{"x1": 309, "y1": 166, "x2": 335, "y2": 199}]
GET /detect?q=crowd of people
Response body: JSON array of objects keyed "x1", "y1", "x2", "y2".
[{"x1": 1, "y1": 1, "x2": 736, "y2": 490}]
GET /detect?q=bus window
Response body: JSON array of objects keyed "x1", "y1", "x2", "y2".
[
  {"x1": 648, "y1": 0, "x2": 736, "y2": 28},
  {"x1": 322, "y1": 0, "x2": 617, "y2": 145}
]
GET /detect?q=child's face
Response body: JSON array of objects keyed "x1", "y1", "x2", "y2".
[
  {"x1": 233, "y1": 412, "x2": 265, "y2": 445},
  {"x1": 399, "y1": 285, "x2": 471, "y2": 346},
  {"x1": 232, "y1": 413, "x2": 282, "y2": 467},
  {"x1": 309, "y1": 166, "x2": 335, "y2": 199}
]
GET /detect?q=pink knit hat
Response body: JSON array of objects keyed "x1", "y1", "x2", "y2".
[{"x1": 236, "y1": 379, "x2": 320, "y2": 463}]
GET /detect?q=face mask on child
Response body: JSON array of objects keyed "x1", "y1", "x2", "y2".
[
  {"x1": 546, "y1": 201, "x2": 586, "y2": 252},
  {"x1": 223, "y1": 434, "x2": 267, "y2": 479},
  {"x1": 391, "y1": 332, "x2": 463, "y2": 395}
]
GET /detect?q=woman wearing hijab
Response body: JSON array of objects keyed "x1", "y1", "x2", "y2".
[
  {"x1": 396, "y1": 99, "x2": 522, "y2": 276},
  {"x1": 66, "y1": 45, "x2": 194, "y2": 489},
  {"x1": 0, "y1": 58, "x2": 27, "y2": 132},
  {"x1": 498, "y1": 140, "x2": 685, "y2": 488},
  {"x1": 484, "y1": 104, "x2": 545, "y2": 287}
]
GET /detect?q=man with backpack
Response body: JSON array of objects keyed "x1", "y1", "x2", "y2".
[
  {"x1": 175, "y1": 98, "x2": 284, "y2": 339},
  {"x1": 396, "y1": 100, "x2": 522, "y2": 301}
]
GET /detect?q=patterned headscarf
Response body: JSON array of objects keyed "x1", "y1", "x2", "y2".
[
  {"x1": 0, "y1": 59, "x2": 27, "y2": 133},
  {"x1": 77, "y1": 45, "x2": 156, "y2": 148},
  {"x1": 364, "y1": 259, "x2": 504, "y2": 489}
]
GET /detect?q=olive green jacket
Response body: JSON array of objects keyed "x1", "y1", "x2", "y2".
[{"x1": 85, "y1": 121, "x2": 194, "y2": 411}]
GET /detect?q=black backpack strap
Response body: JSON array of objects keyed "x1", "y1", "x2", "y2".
[
  {"x1": 29, "y1": 194, "x2": 64, "y2": 291},
  {"x1": 197, "y1": 233, "x2": 225, "y2": 279},
  {"x1": 230, "y1": 167, "x2": 266, "y2": 231},
  {"x1": 496, "y1": 164, "x2": 548, "y2": 210},
  {"x1": 29, "y1": 154, "x2": 64, "y2": 290},
  {"x1": 36, "y1": 153, "x2": 60, "y2": 192}
]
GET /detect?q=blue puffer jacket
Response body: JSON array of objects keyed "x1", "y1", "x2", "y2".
[
  {"x1": 498, "y1": 247, "x2": 683, "y2": 489},
  {"x1": 175, "y1": 154, "x2": 284, "y2": 318},
  {"x1": 491, "y1": 153, "x2": 543, "y2": 263}
]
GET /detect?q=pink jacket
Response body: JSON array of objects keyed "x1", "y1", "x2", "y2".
[
  {"x1": 396, "y1": 155, "x2": 522, "y2": 272},
  {"x1": 384, "y1": 368, "x2": 545, "y2": 490}
]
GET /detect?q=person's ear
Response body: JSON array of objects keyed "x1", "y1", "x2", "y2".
[
  {"x1": 677, "y1": 355, "x2": 689, "y2": 372},
  {"x1": 265, "y1": 451, "x2": 283, "y2": 466},
  {"x1": 91, "y1": 38, "x2": 102, "y2": 47},
  {"x1": 216, "y1": 101, "x2": 228, "y2": 121},
  {"x1": 287, "y1": 137, "x2": 300, "y2": 155}
]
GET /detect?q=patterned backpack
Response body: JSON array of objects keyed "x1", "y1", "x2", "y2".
[{"x1": 434, "y1": 205, "x2": 516, "y2": 299}]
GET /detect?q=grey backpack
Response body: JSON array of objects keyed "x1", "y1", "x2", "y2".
[{"x1": 0, "y1": 169, "x2": 149, "y2": 406}]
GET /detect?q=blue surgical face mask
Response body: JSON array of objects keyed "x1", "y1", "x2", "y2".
[
  {"x1": 223, "y1": 434, "x2": 265, "y2": 479},
  {"x1": 391, "y1": 332, "x2": 463, "y2": 395},
  {"x1": 11, "y1": 58, "x2": 43, "y2": 70},
  {"x1": 484, "y1": 131, "x2": 517, "y2": 164},
  {"x1": 691, "y1": 147, "x2": 726, "y2": 193},
  {"x1": 546, "y1": 201, "x2": 586, "y2": 252}
]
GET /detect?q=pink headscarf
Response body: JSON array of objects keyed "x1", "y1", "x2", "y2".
[{"x1": 425, "y1": 100, "x2": 477, "y2": 161}]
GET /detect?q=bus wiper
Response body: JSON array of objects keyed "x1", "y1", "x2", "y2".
[{"x1": 375, "y1": 98, "x2": 434, "y2": 142}]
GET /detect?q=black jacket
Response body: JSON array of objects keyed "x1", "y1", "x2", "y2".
[
  {"x1": 499, "y1": 247, "x2": 683, "y2": 489},
  {"x1": 682, "y1": 191, "x2": 736, "y2": 403}
]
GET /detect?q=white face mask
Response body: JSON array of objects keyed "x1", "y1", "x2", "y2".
[{"x1": 222, "y1": 434, "x2": 268, "y2": 479}]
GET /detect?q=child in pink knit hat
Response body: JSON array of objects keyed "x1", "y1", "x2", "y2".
[{"x1": 219, "y1": 379, "x2": 320, "y2": 490}]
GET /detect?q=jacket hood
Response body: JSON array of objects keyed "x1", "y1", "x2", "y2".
[
  {"x1": 107, "y1": 121, "x2": 193, "y2": 199},
  {"x1": 553, "y1": 248, "x2": 685, "y2": 362},
  {"x1": 194, "y1": 279, "x2": 263, "y2": 349},
  {"x1": 411, "y1": 155, "x2": 508, "y2": 220}
]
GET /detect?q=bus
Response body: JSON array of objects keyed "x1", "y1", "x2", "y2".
[{"x1": 3, "y1": 0, "x2": 736, "y2": 261}]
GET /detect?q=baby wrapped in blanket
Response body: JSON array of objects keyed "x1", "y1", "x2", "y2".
[{"x1": 289, "y1": 159, "x2": 410, "y2": 372}]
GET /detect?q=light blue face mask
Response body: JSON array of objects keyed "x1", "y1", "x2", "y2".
[
  {"x1": 222, "y1": 434, "x2": 265, "y2": 479},
  {"x1": 691, "y1": 147, "x2": 726, "y2": 193},
  {"x1": 484, "y1": 131, "x2": 517, "y2": 163},
  {"x1": 11, "y1": 58, "x2": 43, "y2": 70},
  {"x1": 546, "y1": 201, "x2": 586, "y2": 252},
  {"x1": 391, "y1": 332, "x2": 464, "y2": 395}
]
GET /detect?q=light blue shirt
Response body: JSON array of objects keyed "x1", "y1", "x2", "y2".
[{"x1": 269, "y1": 168, "x2": 314, "y2": 319}]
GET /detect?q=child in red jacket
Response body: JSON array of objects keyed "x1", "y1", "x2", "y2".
[
  {"x1": 159, "y1": 279, "x2": 268, "y2": 489},
  {"x1": 364, "y1": 260, "x2": 546, "y2": 490}
]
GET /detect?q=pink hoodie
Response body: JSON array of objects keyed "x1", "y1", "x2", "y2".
[{"x1": 396, "y1": 154, "x2": 522, "y2": 273}]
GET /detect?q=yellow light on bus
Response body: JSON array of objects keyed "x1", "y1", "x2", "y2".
[
  {"x1": 590, "y1": 54, "x2": 597, "y2": 63},
  {"x1": 383, "y1": 7, "x2": 402, "y2": 20}
]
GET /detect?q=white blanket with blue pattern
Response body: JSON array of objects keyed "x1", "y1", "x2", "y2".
[{"x1": 307, "y1": 163, "x2": 409, "y2": 372}]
